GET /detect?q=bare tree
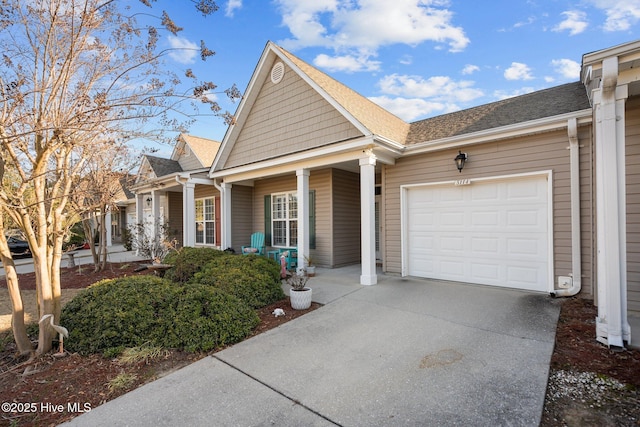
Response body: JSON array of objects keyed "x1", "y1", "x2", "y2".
[{"x1": 0, "y1": 0, "x2": 239, "y2": 355}]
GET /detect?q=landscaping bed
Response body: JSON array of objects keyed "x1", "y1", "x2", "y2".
[{"x1": 0, "y1": 263, "x2": 638, "y2": 426}]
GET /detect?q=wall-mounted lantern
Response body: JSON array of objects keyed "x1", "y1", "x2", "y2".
[{"x1": 454, "y1": 151, "x2": 468, "y2": 173}]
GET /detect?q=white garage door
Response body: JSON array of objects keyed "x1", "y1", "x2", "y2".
[{"x1": 405, "y1": 174, "x2": 550, "y2": 292}]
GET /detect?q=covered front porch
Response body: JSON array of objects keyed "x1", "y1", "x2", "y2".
[{"x1": 213, "y1": 143, "x2": 398, "y2": 286}]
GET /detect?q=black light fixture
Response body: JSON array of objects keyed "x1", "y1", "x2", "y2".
[
  {"x1": 454, "y1": 151, "x2": 468, "y2": 173},
  {"x1": 145, "y1": 196, "x2": 152, "y2": 207}
]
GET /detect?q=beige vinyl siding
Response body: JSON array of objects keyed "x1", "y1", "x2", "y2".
[
  {"x1": 167, "y1": 192, "x2": 183, "y2": 247},
  {"x1": 253, "y1": 169, "x2": 332, "y2": 267},
  {"x1": 177, "y1": 149, "x2": 204, "y2": 171},
  {"x1": 383, "y1": 128, "x2": 594, "y2": 296},
  {"x1": 331, "y1": 169, "x2": 360, "y2": 267},
  {"x1": 224, "y1": 63, "x2": 362, "y2": 169},
  {"x1": 231, "y1": 185, "x2": 254, "y2": 250},
  {"x1": 194, "y1": 185, "x2": 217, "y2": 199},
  {"x1": 627, "y1": 97, "x2": 640, "y2": 315}
]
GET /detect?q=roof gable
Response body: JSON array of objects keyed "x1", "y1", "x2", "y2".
[
  {"x1": 212, "y1": 42, "x2": 409, "y2": 172},
  {"x1": 172, "y1": 133, "x2": 221, "y2": 168},
  {"x1": 278, "y1": 46, "x2": 410, "y2": 143}
]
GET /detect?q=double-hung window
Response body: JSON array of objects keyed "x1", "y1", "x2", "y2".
[
  {"x1": 271, "y1": 192, "x2": 297, "y2": 247},
  {"x1": 195, "y1": 197, "x2": 215, "y2": 245}
]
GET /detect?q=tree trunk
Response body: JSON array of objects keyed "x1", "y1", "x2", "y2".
[
  {"x1": 1, "y1": 257, "x2": 33, "y2": 355},
  {"x1": 0, "y1": 217, "x2": 32, "y2": 354},
  {"x1": 34, "y1": 251, "x2": 54, "y2": 355}
]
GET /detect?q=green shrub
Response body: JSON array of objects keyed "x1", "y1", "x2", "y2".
[
  {"x1": 60, "y1": 276, "x2": 259, "y2": 355},
  {"x1": 192, "y1": 255, "x2": 284, "y2": 309},
  {"x1": 163, "y1": 246, "x2": 228, "y2": 283}
]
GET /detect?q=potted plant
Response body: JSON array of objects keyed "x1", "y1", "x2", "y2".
[
  {"x1": 287, "y1": 273, "x2": 312, "y2": 310},
  {"x1": 304, "y1": 254, "x2": 316, "y2": 277}
]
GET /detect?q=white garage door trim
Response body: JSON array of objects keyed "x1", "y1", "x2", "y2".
[{"x1": 400, "y1": 171, "x2": 554, "y2": 292}]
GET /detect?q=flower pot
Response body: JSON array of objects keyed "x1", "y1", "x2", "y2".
[
  {"x1": 290, "y1": 287, "x2": 312, "y2": 310},
  {"x1": 305, "y1": 266, "x2": 316, "y2": 277}
]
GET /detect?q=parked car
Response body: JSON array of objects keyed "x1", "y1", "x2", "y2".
[{"x1": 7, "y1": 235, "x2": 32, "y2": 258}]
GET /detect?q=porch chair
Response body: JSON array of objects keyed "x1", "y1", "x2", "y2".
[{"x1": 241, "y1": 232, "x2": 265, "y2": 256}]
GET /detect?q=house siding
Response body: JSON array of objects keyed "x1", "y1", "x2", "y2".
[
  {"x1": 231, "y1": 185, "x2": 254, "y2": 250},
  {"x1": 177, "y1": 150, "x2": 203, "y2": 171},
  {"x1": 252, "y1": 169, "x2": 332, "y2": 267},
  {"x1": 383, "y1": 128, "x2": 594, "y2": 296},
  {"x1": 627, "y1": 96, "x2": 640, "y2": 315},
  {"x1": 167, "y1": 192, "x2": 183, "y2": 247},
  {"x1": 332, "y1": 169, "x2": 361, "y2": 267},
  {"x1": 194, "y1": 185, "x2": 217, "y2": 199},
  {"x1": 224, "y1": 63, "x2": 362, "y2": 169}
]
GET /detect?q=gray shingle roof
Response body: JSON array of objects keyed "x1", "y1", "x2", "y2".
[
  {"x1": 145, "y1": 155, "x2": 183, "y2": 177},
  {"x1": 406, "y1": 82, "x2": 591, "y2": 145}
]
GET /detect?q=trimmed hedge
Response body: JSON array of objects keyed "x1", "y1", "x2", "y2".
[
  {"x1": 60, "y1": 276, "x2": 259, "y2": 355},
  {"x1": 192, "y1": 254, "x2": 284, "y2": 309},
  {"x1": 163, "y1": 246, "x2": 228, "y2": 283}
]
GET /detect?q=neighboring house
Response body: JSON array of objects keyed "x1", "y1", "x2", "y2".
[
  {"x1": 108, "y1": 174, "x2": 136, "y2": 246},
  {"x1": 204, "y1": 40, "x2": 640, "y2": 348},
  {"x1": 131, "y1": 133, "x2": 222, "y2": 249}
]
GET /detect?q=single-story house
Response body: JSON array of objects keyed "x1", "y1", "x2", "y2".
[
  {"x1": 134, "y1": 41, "x2": 640, "y2": 346},
  {"x1": 131, "y1": 133, "x2": 222, "y2": 248},
  {"x1": 137, "y1": 40, "x2": 640, "y2": 348}
]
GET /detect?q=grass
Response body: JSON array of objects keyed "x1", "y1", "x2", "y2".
[
  {"x1": 118, "y1": 343, "x2": 168, "y2": 365},
  {"x1": 107, "y1": 372, "x2": 138, "y2": 394}
]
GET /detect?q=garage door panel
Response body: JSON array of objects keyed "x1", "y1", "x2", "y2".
[
  {"x1": 441, "y1": 211, "x2": 465, "y2": 226},
  {"x1": 440, "y1": 236, "x2": 464, "y2": 252},
  {"x1": 471, "y1": 184, "x2": 499, "y2": 201},
  {"x1": 471, "y1": 263, "x2": 500, "y2": 281},
  {"x1": 406, "y1": 175, "x2": 549, "y2": 292},
  {"x1": 507, "y1": 238, "x2": 541, "y2": 256},
  {"x1": 471, "y1": 237, "x2": 499, "y2": 254}
]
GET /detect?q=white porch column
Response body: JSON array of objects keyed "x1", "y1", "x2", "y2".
[
  {"x1": 135, "y1": 194, "x2": 145, "y2": 256},
  {"x1": 151, "y1": 190, "x2": 161, "y2": 240},
  {"x1": 297, "y1": 169, "x2": 310, "y2": 275},
  {"x1": 183, "y1": 182, "x2": 195, "y2": 247},
  {"x1": 360, "y1": 153, "x2": 377, "y2": 285},
  {"x1": 594, "y1": 55, "x2": 630, "y2": 347},
  {"x1": 135, "y1": 193, "x2": 144, "y2": 225},
  {"x1": 221, "y1": 182, "x2": 233, "y2": 250},
  {"x1": 105, "y1": 208, "x2": 112, "y2": 247}
]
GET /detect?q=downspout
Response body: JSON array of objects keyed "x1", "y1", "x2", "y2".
[{"x1": 551, "y1": 117, "x2": 582, "y2": 297}]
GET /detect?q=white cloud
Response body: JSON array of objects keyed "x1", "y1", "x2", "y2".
[
  {"x1": 226, "y1": 0, "x2": 243, "y2": 17},
  {"x1": 377, "y1": 74, "x2": 484, "y2": 103},
  {"x1": 368, "y1": 96, "x2": 457, "y2": 121},
  {"x1": 553, "y1": 10, "x2": 588, "y2": 35},
  {"x1": 550, "y1": 58, "x2": 581, "y2": 79},
  {"x1": 167, "y1": 36, "x2": 199, "y2": 64},
  {"x1": 399, "y1": 55, "x2": 413, "y2": 65},
  {"x1": 313, "y1": 53, "x2": 381, "y2": 72},
  {"x1": 504, "y1": 62, "x2": 534, "y2": 81},
  {"x1": 275, "y1": 0, "x2": 469, "y2": 72},
  {"x1": 589, "y1": 0, "x2": 640, "y2": 31},
  {"x1": 462, "y1": 64, "x2": 479, "y2": 75}
]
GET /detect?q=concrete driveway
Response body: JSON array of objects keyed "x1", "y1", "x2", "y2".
[{"x1": 64, "y1": 266, "x2": 560, "y2": 426}]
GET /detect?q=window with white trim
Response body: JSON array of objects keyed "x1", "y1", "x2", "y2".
[
  {"x1": 195, "y1": 197, "x2": 215, "y2": 245},
  {"x1": 272, "y1": 192, "x2": 297, "y2": 247}
]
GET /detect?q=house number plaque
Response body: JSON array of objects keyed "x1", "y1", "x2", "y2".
[{"x1": 454, "y1": 179, "x2": 471, "y2": 186}]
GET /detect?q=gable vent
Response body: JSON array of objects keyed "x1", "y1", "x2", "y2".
[{"x1": 271, "y1": 61, "x2": 285, "y2": 84}]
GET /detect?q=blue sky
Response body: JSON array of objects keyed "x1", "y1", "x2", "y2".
[{"x1": 129, "y1": 0, "x2": 640, "y2": 154}]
